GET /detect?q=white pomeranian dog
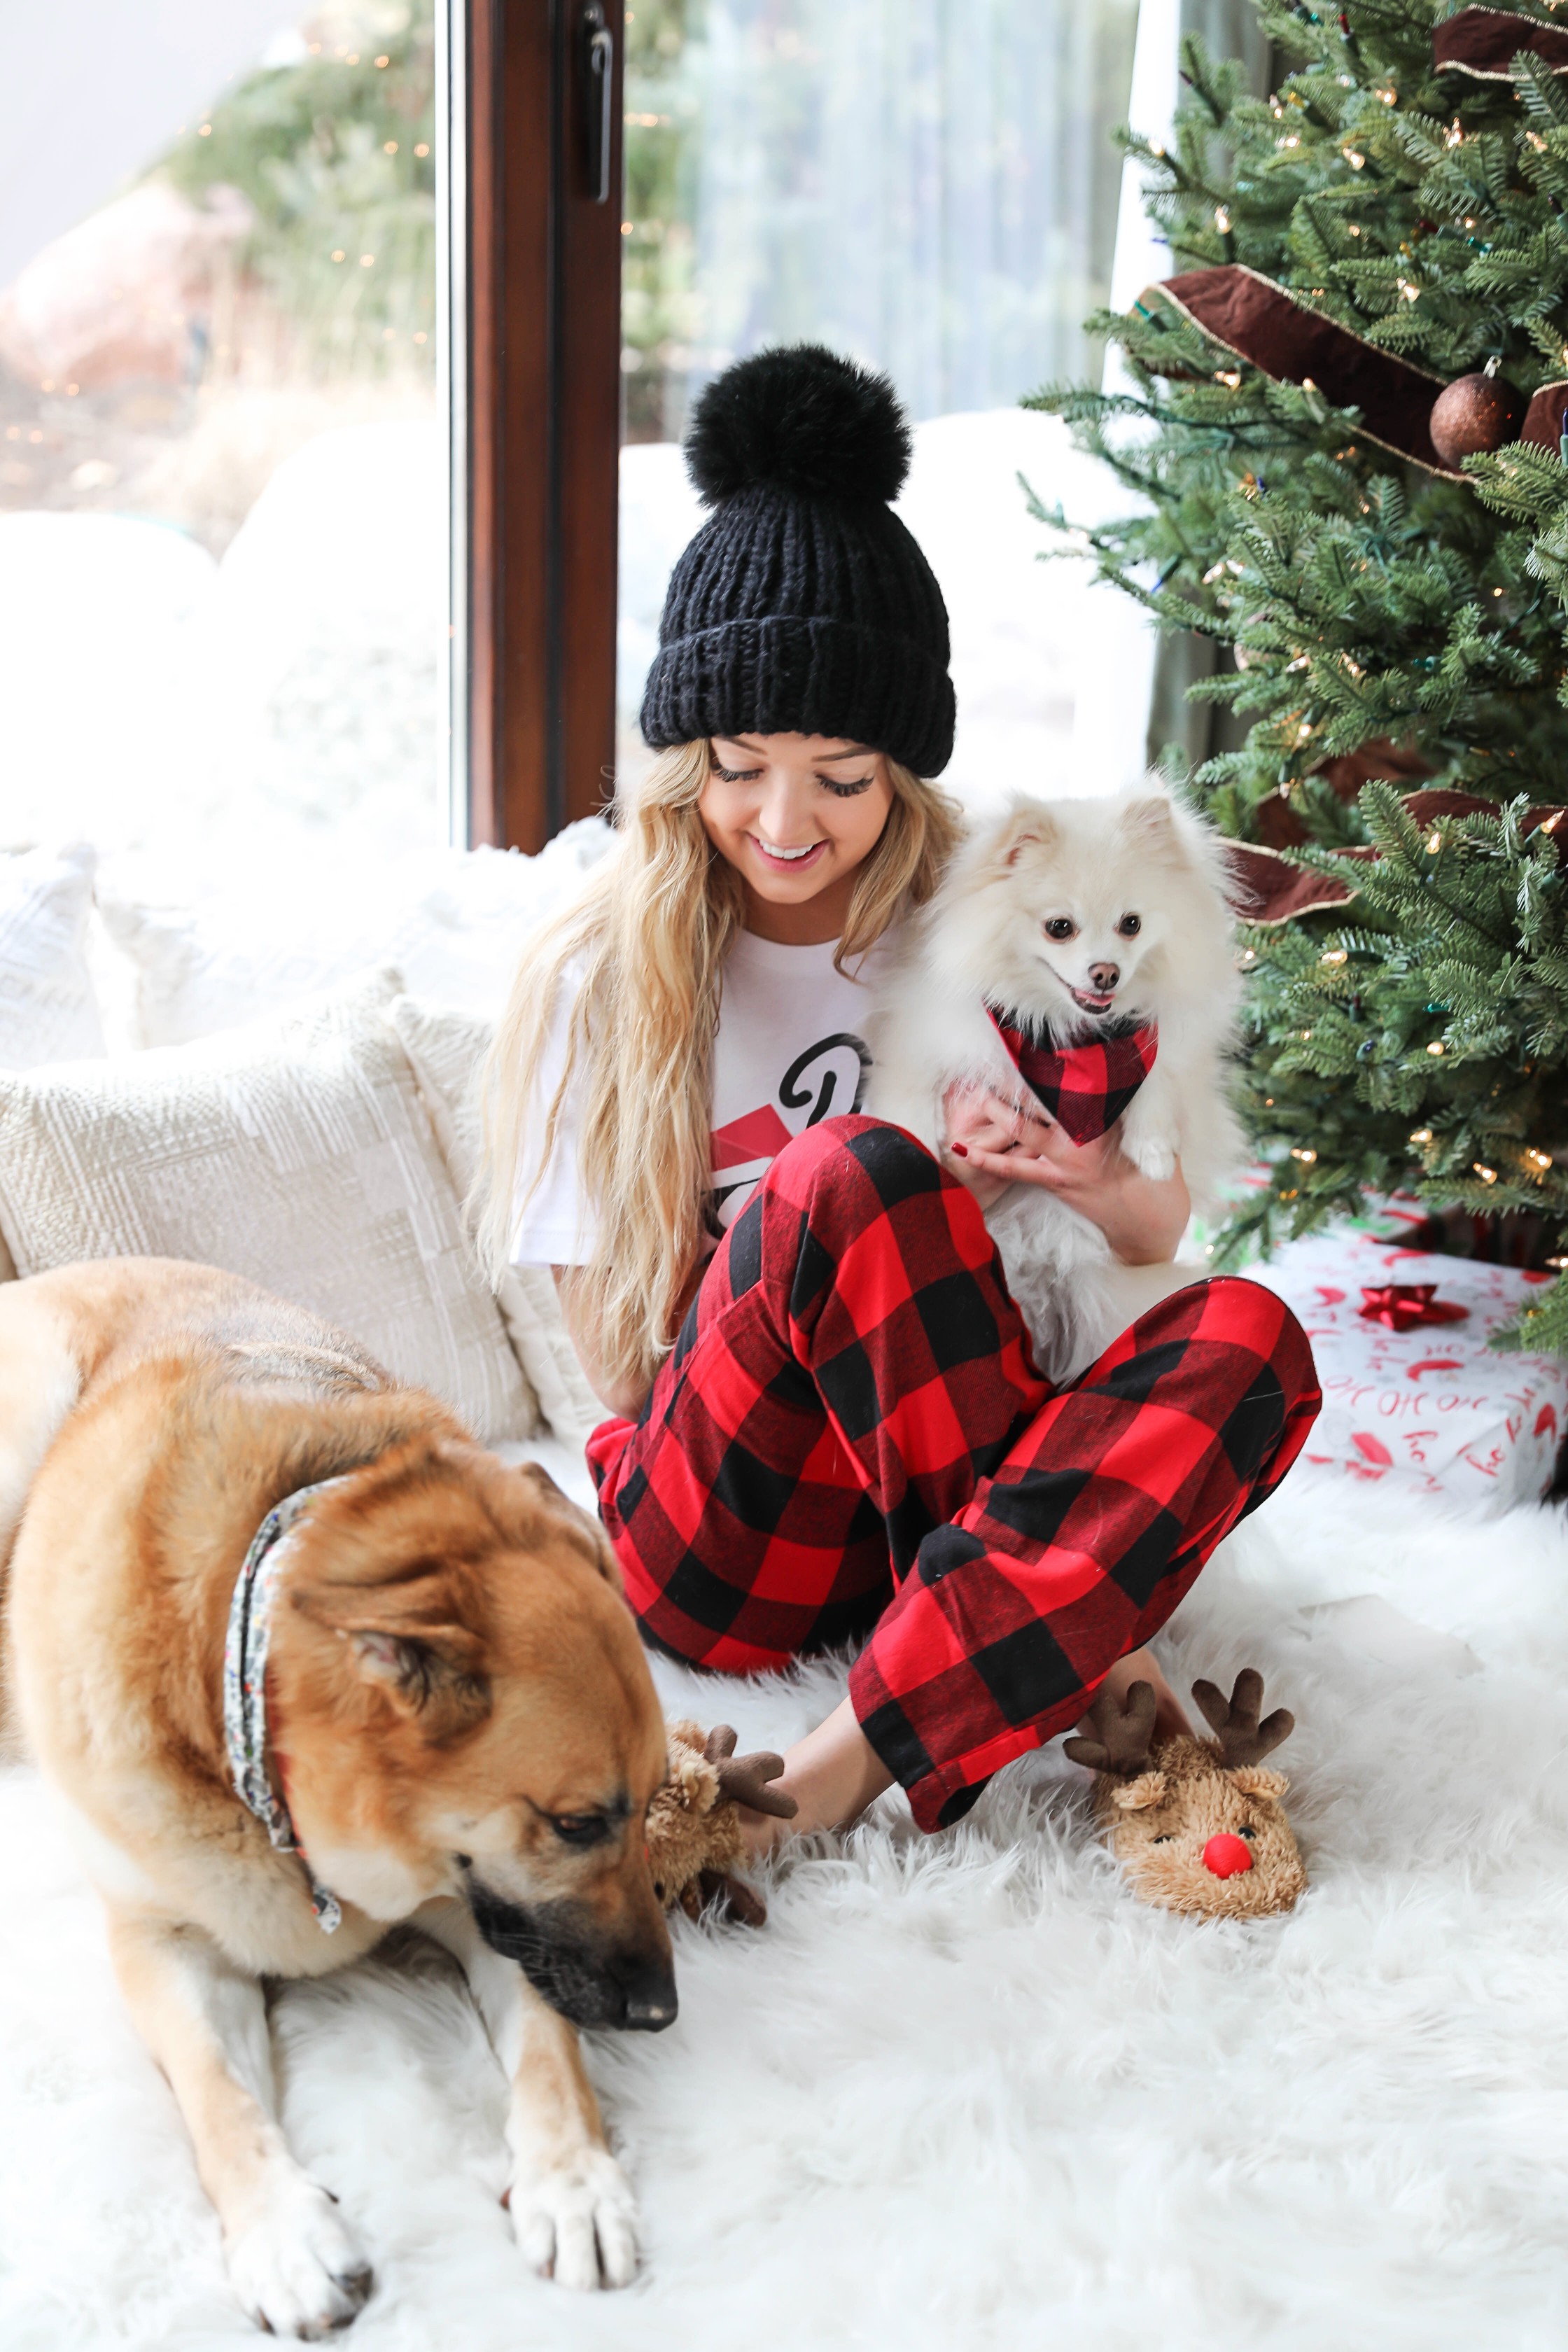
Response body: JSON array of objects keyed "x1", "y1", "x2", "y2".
[{"x1": 865, "y1": 785, "x2": 1244, "y2": 1383}]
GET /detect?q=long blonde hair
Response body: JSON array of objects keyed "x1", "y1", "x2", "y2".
[{"x1": 475, "y1": 741, "x2": 962, "y2": 1404}]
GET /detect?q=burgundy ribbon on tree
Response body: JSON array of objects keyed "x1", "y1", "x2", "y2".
[
  {"x1": 1357, "y1": 1282, "x2": 1471, "y2": 1332},
  {"x1": 1226, "y1": 792, "x2": 1568, "y2": 925},
  {"x1": 984, "y1": 1006, "x2": 1158, "y2": 1144},
  {"x1": 1149, "y1": 266, "x2": 1456, "y2": 474},
  {"x1": 1433, "y1": 6, "x2": 1568, "y2": 80}
]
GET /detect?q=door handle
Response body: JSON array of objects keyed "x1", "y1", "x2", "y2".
[{"x1": 579, "y1": 2, "x2": 615, "y2": 204}]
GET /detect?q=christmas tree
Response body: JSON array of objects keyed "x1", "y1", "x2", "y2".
[
  {"x1": 159, "y1": 3, "x2": 436, "y2": 371},
  {"x1": 1028, "y1": 0, "x2": 1568, "y2": 1354}
]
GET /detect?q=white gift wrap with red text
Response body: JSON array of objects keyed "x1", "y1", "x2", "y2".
[{"x1": 1245, "y1": 1228, "x2": 1566, "y2": 1511}]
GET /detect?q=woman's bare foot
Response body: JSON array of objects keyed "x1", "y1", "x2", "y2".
[
  {"x1": 736, "y1": 1694, "x2": 894, "y2": 1858},
  {"x1": 736, "y1": 1653, "x2": 1189, "y2": 1859}
]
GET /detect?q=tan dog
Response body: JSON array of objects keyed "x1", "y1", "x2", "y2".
[{"x1": 0, "y1": 1258, "x2": 675, "y2": 2337}]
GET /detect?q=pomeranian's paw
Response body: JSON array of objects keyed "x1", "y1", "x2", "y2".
[{"x1": 1123, "y1": 1132, "x2": 1177, "y2": 1182}]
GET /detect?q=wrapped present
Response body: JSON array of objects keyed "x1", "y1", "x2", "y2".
[{"x1": 1245, "y1": 1226, "x2": 1567, "y2": 1513}]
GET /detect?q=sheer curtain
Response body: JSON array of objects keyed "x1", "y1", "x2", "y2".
[{"x1": 678, "y1": 0, "x2": 1138, "y2": 424}]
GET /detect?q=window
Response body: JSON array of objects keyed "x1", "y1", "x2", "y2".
[
  {"x1": 0, "y1": 4, "x2": 445, "y2": 871},
  {"x1": 1, "y1": 0, "x2": 1147, "y2": 864}
]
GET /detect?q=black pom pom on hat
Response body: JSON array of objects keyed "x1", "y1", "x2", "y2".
[
  {"x1": 684, "y1": 344, "x2": 912, "y2": 507},
  {"x1": 638, "y1": 342, "x2": 955, "y2": 776}
]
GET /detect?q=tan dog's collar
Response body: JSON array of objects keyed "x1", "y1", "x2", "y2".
[{"x1": 223, "y1": 1476, "x2": 349, "y2": 1933}]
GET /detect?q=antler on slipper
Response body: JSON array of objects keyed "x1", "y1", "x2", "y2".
[
  {"x1": 704, "y1": 1724, "x2": 800, "y2": 1820},
  {"x1": 1062, "y1": 1679, "x2": 1158, "y2": 1778},
  {"x1": 644, "y1": 1721, "x2": 794, "y2": 1928},
  {"x1": 1190, "y1": 1667, "x2": 1296, "y2": 1767}
]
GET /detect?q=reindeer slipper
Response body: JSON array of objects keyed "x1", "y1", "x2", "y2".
[
  {"x1": 644, "y1": 1722, "x2": 798, "y2": 1926},
  {"x1": 1064, "y1": 1670, "x2": 1306, "y2": 1917}
]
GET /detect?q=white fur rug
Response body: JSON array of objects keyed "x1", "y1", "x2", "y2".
[{"x1": 6, "y1": 1464, "x2": 1568, "y2": 2350}]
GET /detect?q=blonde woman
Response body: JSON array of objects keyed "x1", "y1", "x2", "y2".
[{"x1": 480, "y1": 346, "x2": 1319, "y2": 1854}]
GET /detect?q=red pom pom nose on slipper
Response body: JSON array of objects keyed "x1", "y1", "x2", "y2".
[{"x1": 1203, "y1": 1832, "x2": 1254, "y2": 1879}]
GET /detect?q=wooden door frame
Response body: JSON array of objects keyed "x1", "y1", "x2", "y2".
[{"x1": 447, "y1": 0, "x2": 624, "y2": 852}]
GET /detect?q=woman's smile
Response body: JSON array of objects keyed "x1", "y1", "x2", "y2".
[{"x1": 748, "y1": 833, "x2": 830, "y2": 872}]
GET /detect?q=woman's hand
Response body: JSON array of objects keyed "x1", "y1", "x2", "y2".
[
  {"x1": 940, "y1": 1082, "x2": 1046, "y2": 1212},
  {"x1": 942, "y1": 1081, "x2": 1189, "y2": 1266}
]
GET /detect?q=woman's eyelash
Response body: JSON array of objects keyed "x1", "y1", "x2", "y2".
[{"x1": 709, "y1": 765, "x2": 873, "y2": 795}]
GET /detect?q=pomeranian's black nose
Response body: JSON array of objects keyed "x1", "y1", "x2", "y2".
[{"x1": 1088, "y1": 962, "x2": 1119, "y2": 991}]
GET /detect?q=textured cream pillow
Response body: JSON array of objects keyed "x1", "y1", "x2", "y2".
[
  {"x1": 97, "y1": 821, "x2": 617, "y2": 1047},
  {"x1": 0, "y1": 844, "x2": 107, "y2": 1070},
  {"x1": 386, "y1": 994, "x2": 605, "y2": 1453},
  {"x1": 0, "y1": 969, "x2": 536, "y2": 1443}
]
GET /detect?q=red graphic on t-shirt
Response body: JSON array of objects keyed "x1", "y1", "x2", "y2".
[{"x1": 710, "y1": 1102, "x2": 794, "y2": 1174}]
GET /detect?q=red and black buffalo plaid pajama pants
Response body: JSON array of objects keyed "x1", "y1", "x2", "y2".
[{"x1": 587, "y1": 1116, "x2": 1319, "y2": 1831}]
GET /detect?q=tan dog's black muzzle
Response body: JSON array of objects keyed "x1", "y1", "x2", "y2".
[{"x1": 465, "y1": 1877, "x2": 678, "y2": 2031}]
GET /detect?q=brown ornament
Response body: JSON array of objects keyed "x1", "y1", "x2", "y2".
[{"x1": 1428, "y1": 371, "x2": 1527, "y2": 466}]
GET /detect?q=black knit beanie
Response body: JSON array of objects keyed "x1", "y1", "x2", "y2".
[{"x1": 638, "y1": 344, "x2": 955, "y2": 777}]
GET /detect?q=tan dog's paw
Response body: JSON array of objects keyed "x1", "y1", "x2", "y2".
[
  {"x1": 510, "y1": 2147, "x2": 639, "y2": 2291},
  {"x1": 225, "y1": 2174, "x2": 372, "y2": 2340}
]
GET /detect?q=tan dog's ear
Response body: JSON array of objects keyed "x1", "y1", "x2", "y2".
[
  {"x1": 1110, "y1": 1769, "x2": 1168, "y2": 1812},
  {"x1": 293, "y1": 1572, "x2": 491, "y2": 1733},
  {"x1": 1228, "y1": 1765, "x2": 1289, "y2": 1802},
  {"x1": 513, "y1": 1460, "x2": 624, "y2": 1592}
]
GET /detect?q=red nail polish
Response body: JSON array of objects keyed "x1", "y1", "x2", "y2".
[{"x1": 951, "y1": 1142, "x2": 969, "y2": 1158}]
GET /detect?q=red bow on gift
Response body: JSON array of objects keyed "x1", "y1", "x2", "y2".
[{"x1": 1357, "y1": 1282, "x2": 1470, "y2": 1332}]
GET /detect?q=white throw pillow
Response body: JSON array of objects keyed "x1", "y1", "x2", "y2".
[
  {"x1": 0, "y1": 968, "x2": 536, "y2": 1443},
  {"x1": 97, "y1": 820, "x2": 617, "y2": 1048},
  {"x1": 386, "y1": 993, "x2": 606, "y2": 1454},
  {"x1": 0, "y1": 844, "x2": 107, "y2": 1069}
]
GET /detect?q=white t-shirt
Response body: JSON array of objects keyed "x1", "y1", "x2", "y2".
[{"x1": 509, "y1": 927, "x2": 895, "y2": 1266}]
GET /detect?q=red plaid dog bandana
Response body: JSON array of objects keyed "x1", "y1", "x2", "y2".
[{"x1": 984, "y1": 1005, "x2": 1158, "y2": 1144}]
